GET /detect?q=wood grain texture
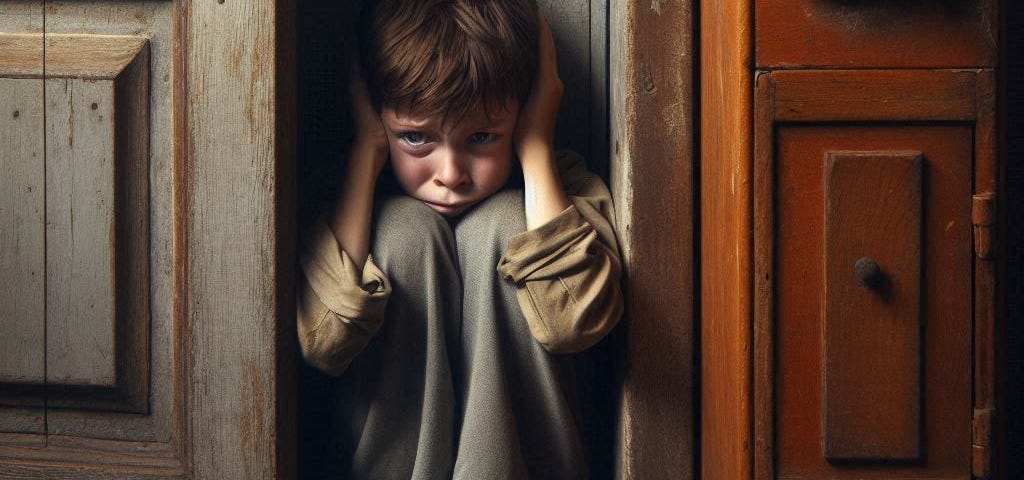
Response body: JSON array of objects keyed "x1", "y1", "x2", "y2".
[
  {"x1": 973, "y1": 69, "x2": 998, "y2": 479},
  {"x1": 183, "y1": 0, "x2": 294, "y2": 476},
  {"x1": 43, "y1": 0, "x2": 173, "y2": 443},
  {"x1": 774, "y1": 124, "x2": 971, "y2": 479},
  {"x1": 41, "y1": 32, "x2": 151, "y2": 414},
  {"x1": 0, "y1": 33, "x2": 147, "y2": 79},
  {"x1": 0, "y1": 0, "x2": 46, "y2": 437},
  {"x1": 44, "y1": 78, "x2": 119, "y2": 388},
  {"x1": 610, "y1": 0, "x2": 694, "y2": 478},
  {"x1": 823, "y1": 152, "x2": 922, "y2": 462},
  {"x1": 756, "y1": 0, "x2": 997, "y2": 68},
  {"x1": 772, "y1": 69, "x2": 978, "y2": 122},
  {"x1": 0, "y1": 79, "x2": 46, "y2": 387},
  {"x1": 699, "y1": 0, "x2": 753, "y2": 477},
  {"x1": 752, "y1": 71, "x2": 774, "y2": 480}
]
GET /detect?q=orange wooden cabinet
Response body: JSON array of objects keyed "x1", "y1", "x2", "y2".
[{"x1": 702, "y1": 1, "x2": 1000, "y2": 479}]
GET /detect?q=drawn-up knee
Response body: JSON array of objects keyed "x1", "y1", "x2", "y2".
[
  {"x1": 372, "y1": 196, "x2": 457, "y2": 275},
  {"x1": 456, "y1": 189, "x2": 526, "y2": 254}
]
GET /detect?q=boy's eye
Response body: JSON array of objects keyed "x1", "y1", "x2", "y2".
[
  {"x1": 398, "y1": 132, "x2": 427, "y2": 146},
  {"x1": 469, "y1": 132, "x2": 497, "y2": 145}
]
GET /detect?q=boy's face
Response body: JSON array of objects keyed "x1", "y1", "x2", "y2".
[{"x1": 381, "y1": 100, "x2": 519, "y2": 217}]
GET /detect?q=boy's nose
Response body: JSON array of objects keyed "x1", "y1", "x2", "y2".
[{"x1": 433, "y1": 150, "x2": 470, "y2": 189}]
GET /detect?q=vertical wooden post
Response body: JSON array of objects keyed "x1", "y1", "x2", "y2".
[{"x1": 610, "y1": 1, "x2": 695, "y2": 478}]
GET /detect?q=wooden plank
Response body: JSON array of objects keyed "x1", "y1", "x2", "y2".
[
  {"x1": 0, "y1": 79, "x2": 47, "y2": 387},
  {"x1": 0, "y1": 78, "x2": 46, "y2": 437},
  {"x1": 823, "y1": 151, "x2": 923, "y2": 461},
  {"x1": 184, "y1": 0, "x2": 295, "y2": 476},
  {"x1": 756, "y1": 0, "x2": 997, "y2": 68},
  {"x1": 0, "y1": 0, "x2": 45, "y2": 439},
  {"x1": 44, "y1": 78, "x2": 118, "y2": 388},
  {"x1": 772, "y1": 69, "x2": 978, "y2": 122},
  {"x1": 972, "y1": 70, "x2": 997, "y2": 479},
  {"x1": 43, "y1": 0, "x2": 172, "y2": 443},
  {"x1": 752, "y1": 70, "x2": 774, "y2": 480},
  {"x1": 0, "y1": 33, "x2": 146, "y2": 80},
  {"x1": 699, "y1": 0, "x2": 753, "y2": 477},
  {"x1": 611, "y1": 0, "x2": 694, "y2": 478}
]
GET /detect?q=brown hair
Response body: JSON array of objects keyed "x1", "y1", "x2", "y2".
[{"x1": 358, "y1": 0, "x2": 539, "y2": 124}]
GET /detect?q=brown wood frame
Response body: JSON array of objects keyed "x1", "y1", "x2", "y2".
[
  {"x1": 610, "y1": 0, "x2": 696, "y2": 478},
  {"x1": 749, "y1": 69, "x2": 998, "y2": 479},
  {"x1": 699, "y1": 0, "x2": 754, "y2": 478},
  {"x1": 0, "y1": 0, "x2": 296, "y2": 477}
]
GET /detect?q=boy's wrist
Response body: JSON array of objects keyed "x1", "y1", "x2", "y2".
[{"x1": 516, "y1": 140, "x2": 555, "y2": 169}]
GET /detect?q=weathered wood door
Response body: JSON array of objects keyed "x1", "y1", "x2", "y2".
[{"x1": 0, "y1": 0, "x2": 295, "y2": 477}]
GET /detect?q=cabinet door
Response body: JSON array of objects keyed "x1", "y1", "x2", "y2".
[
  {"x1": 752, "y1": 69, "x2": 996, "y2": 479},
  {"x1": 0, "y1": 0, "x2": 295, "y2": 478}
]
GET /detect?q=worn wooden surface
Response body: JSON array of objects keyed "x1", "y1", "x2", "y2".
[
  {"x1": 0, "y1": 79, "x2": 46, "y2": 388},
  {"x1": 973, "y1": 70, "x2": 998, "y2": 480},
  {"x1": 774, "y1": 124, "x2": 971, "y2": 478},
  {"x1": 699, "y1": 0, "x2": 753, "y2": 477},
  {"x1": 184, "y1": 0, "x2": 294, "y2": 476},
  {"x1": 756, "y1": 0, "x2": 998, "y2": 68},
  {"x1": 610, "y1": 0, "x2": 694, "y2": 478},
  {"x1": 823, "y1": 151, "x2": 922, "y2": 462},
  {"x1": 0, "y1": 0, "x2": 46, "y2": 439},
  {"x1": 752, "y1": 71, "x2": 774, "y2": 480},
  {"x1": 43, "y1": 0, "x2": 173, "y2": 444},
  {"x1": 772, "y1": 69, "x2": 978, "y2": 122},
  {"x1": 44, "y1": 78, "x2": 119, "y2": 388}
]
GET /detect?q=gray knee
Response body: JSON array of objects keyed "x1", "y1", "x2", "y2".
[
  {"x1": 455, "y1": 189, "x2": 526, "y2": 254},
  {"x1": 371, "y1": 195, "x2": 457, "y2": 276}
]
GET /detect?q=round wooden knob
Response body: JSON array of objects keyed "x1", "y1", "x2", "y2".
[{"x1": 854, "y1": 257, "x2": 881, "y2": 288}]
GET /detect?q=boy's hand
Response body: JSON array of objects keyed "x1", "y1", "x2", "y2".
[
  {"x1": 349, "y1": 62, "x2": 389, "y2": 174},
  {"x1": 513, "y1": 13, "x2": 563, "y2": 161}
]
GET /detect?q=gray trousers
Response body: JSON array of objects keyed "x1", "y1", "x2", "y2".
[{"x1": 332, "y1": 189, "x2": 586, "y2": 479}]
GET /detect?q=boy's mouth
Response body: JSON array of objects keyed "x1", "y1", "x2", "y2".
[{"x1": 422, "y1": 199, "x2": 468, "y2": 215}]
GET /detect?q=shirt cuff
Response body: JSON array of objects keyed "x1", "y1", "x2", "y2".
[
  {"x1": 300, "y1": 217, "x2": 390, "y2": 323},
  {"x1": 497, "y1": 204, "x2": 596, "y2": 284}
]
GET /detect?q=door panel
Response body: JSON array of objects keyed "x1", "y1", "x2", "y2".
[
  {"x1": 0, "y1": 2, "x2": 46, "y2": 441},
  {"x1": 823, "y1": 151, "x2": 924, "y2": 462},
  {"x1": 0, "y1": 0, "x2": 295, "y2": 476},
  {"x1": 775, "y1": 124, "x2": 972, "y2": 478}
]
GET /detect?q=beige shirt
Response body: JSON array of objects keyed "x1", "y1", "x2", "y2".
[{"x1": 297, "y1": 151, "x2": 623, "y2": 375}]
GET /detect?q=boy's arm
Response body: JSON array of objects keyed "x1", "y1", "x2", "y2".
[
  {"x1": 504, "y1": 14, "x2": 624, "y2": 353},
  {"x1": 297, "y1": 65, "x2": 392, "y2": 375},
  {"x1": 498, "y1": 152, "x2": 623, "y2": 354},
  {"x1": 330, "y1": 67, "x2": 389, "y2": 271},
  {"x1": 515, "y1": 13, "x2": 570, "y2": 230}
]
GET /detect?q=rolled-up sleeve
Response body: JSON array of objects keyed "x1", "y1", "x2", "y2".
[
  {"x1": 297, "y1": 217, "x2": 391, "y2": 375},
  {"x1": 496, "y1": 151, "x2": 623, "y2": 354}
]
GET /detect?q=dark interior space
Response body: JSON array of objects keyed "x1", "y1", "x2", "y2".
[{"x1": 1002, "y1": 1, "x2": 1024, "y2": 477}]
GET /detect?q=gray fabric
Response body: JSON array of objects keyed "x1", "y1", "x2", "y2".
[{"x1": 333, "y1": 190, "x2": 585, "y2": 479}]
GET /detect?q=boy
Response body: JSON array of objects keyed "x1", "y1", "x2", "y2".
[{"x1": 297, "y1": 1, "x2": 623, "y2": 477}]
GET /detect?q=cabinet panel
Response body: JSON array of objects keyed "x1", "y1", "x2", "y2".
[
  {"x1": 823, "y1": 151, "x2": 923, "y2": 462},
  {"x1": 775, "y1": 124, "x2": 972, "y2": 478},
  {"x1": 756, "y1": 0, "x2": 997, "y2": 68}
]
